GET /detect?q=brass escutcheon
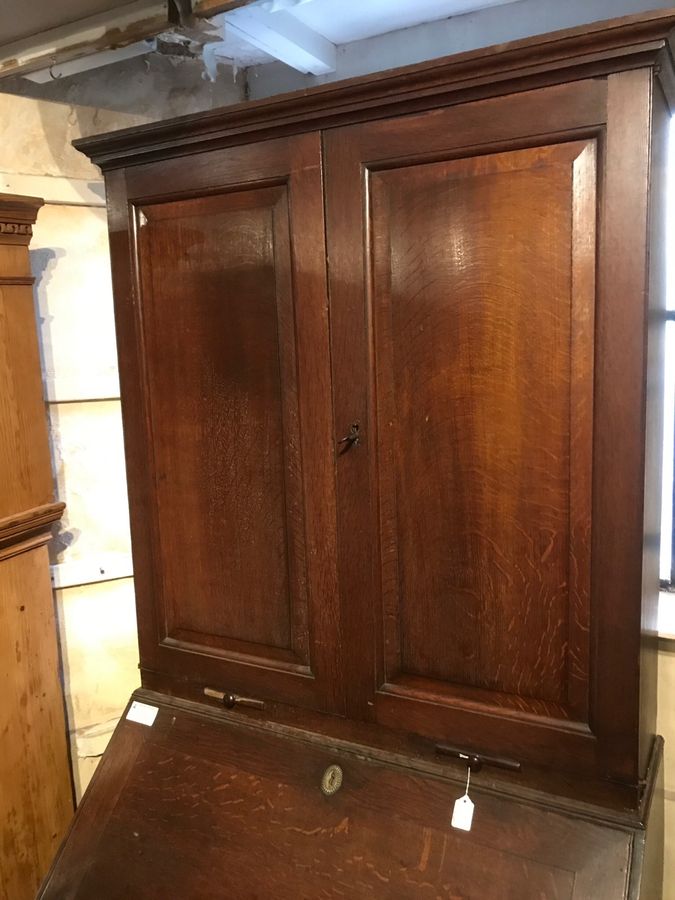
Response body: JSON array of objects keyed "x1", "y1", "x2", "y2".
[{"x1": 320, "y1": 764, "x2": 343, "y2": 796}]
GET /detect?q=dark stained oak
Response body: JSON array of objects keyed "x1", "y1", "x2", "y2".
[
  {"x1": 68, "y1": 15, "x2": 671, "y2": 896},
  {"x1": 138, "y1": 186, "x2": 304, "y2": 657},
  {"x1": 322, "y1": 64, "x2": 664, "y2": 785},
  {"x1": 39, "y1": 695, "x2": 661, "y2": 900},
  {"x1": 105, "y1": 134, "x2": 343, "y2": 714},
  {"x1": 93, "y1": 22, "x2": 667, "y2": 785},
  {"x1": 590, "y1": 68, "x2": 665, "y2": 785},
  {"x1": 324, "y1": 86, "x2": 603, "y2": 773},
  {"x1": 369, "y1": 141, "x2": 594, "y2": 711}
]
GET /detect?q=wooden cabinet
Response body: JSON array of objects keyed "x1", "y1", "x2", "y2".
[
  {"x1": 42, "y1": 10, "x2": 674, "y2": 898},
  {"x1": 326, "y1": 84, "x2": 600, "y2": 775},
  {"x1": 0, "y1": 194, "x2": 73, "y2": 898},
  {"x1": 324, "y1": 72, "x2": 662, "y2": 785},
  {"x1": 108, "y1": 134, "x2": 342, "y2": 715}
]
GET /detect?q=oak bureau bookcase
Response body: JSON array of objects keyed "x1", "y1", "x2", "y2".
[{"x1": 40, "y1": 10, "x2": 673, "y2": 898}]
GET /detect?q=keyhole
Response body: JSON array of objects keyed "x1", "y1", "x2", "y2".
[
  {"x1": 337, "y1": 423, "x2": 360, "y2": 453},
  {"x1": 320, "y1": 764, "x2": 343, "y2": 796}
]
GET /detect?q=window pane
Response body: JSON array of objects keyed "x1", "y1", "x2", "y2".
[
  {"x1": 662, "y1": 320, "x2": 674, "y2": 582},
  {"x1": 660, "y1": 117, "x2": 675, "y2": 583}
]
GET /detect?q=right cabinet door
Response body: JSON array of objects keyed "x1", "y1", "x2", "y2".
[{"x1": 326, "y1": 78, "x2": 623, "y2": 775}]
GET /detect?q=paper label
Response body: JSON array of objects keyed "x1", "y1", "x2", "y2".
[
  {"x1": 451, "y1": 795, "x2": 474, "y2": 831},
  {"x1": 126, "y1": 701, "x2": 159, "y2": 727}
]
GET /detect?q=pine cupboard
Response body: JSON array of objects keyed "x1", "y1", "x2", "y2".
[
  {"x1": 0, "y1": 194, "x2": 73, "y2": 898},
  {"x1": 40, "y1": 10, "x2": 672, "y2": 898}
]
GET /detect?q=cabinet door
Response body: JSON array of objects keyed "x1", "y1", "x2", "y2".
[
  {"x1": 325, "y1": 81, "x2": 609, "y2": 771},
  {"x1": 107, "y1": 134, "x2": 342, "y2": 713}
]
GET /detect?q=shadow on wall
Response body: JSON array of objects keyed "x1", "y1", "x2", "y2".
[
  {"x1": 31, "y1": 244, "x2": 63, "y2": 408},
  {"x1": 30, "y1": 245, "x2": 82, "y2": 564}
]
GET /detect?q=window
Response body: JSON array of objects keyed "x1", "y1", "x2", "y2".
[
  {"x1": 663, "y1": 315, "x2": 675, "y2": 589},
  {"x1": 660, "y1": 118, "x2": 675, "y2": 591}
]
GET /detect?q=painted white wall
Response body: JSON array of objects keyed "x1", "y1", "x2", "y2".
[
  {"x1": 0, "y1": 72, "x2": 245, "y2": 799},
  {"x1": 248, "y1": 0, "x2": 675, "y2": 97},
  {"x1": 0, "y1": 93, "x2": 147, "y2": 799}
]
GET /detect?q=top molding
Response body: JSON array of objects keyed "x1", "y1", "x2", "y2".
[
  {"x1": 0, "y1": 193, "x2": 44, "y2": 246},
  {"x1": 75, "y1": 10, "x2": 675, "y2": 171}
]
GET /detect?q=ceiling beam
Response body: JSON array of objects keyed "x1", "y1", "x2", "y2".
[
  {"x1": 23, "y1": 40, "x2": 154, "y2": 83},
  {"x1": 0, "y1": 0, "x2": 170, "y2": 79},
  {"x1": 259, "y1": 0, "x2": 317, "y2": 10},
  {"x1": 224, "y1": 5, "x2": 335, "y2": 74},
  {"x1": 191, "y1": 0, "x2": 257, "y2": 16}
]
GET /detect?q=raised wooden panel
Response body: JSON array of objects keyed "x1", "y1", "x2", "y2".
[
  {"x1": 138, "y1": 187, "x2": 305, "y2": 663},
  {"x1": 324, "y1": 82, "x2": 609, "y2": 773},
  {"x1": 0, "y1": 273, "x2": 54, "y2": 518},
  {"x1": 108, "y1": 134, "x2": 342, "y2": 713},
  {"x1": 370, "y1": 140, "x2": 595, "y2": 723},
  {"x1": 0, "y1": 547, "x2": 74, "y2": 900}
]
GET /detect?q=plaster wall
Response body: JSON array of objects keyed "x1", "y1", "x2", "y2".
[
  {"x1": 1, "y1": 53, "x2": 245, "y2": 119},
  {"x1": 0, "y1": 67, "x2": 244, "y2": 798}
]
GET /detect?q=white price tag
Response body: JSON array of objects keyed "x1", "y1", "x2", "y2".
[
  {"x1": 451, "y1": 794, "x2": 474, "y2": 831},
  {"x1": 126, "y1": 701, "x2": 159, "y2": 727}
]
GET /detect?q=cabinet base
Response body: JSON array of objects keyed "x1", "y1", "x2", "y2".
[{"x1": 39, "y1": 691, "x2": 663, "y2": 899}]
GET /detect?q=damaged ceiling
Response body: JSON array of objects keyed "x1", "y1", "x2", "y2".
[
  {"x1": 0, "y1": 0, "x2": 128, "y2": 47},
  {"x1": 0, "y1": 0, "x2": 521, "y2": 83}
]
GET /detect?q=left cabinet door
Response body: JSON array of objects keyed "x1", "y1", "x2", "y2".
[{"x1": 106, "y1": 133, "x2": 342, "y2": 714}]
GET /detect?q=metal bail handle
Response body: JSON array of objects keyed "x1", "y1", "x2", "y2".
[
  {"x1": 203, "y1": 687, "x2": 265, "y2": 710},
  {"x1": 435, "y1": 744, "x2": 521, "y2": 773}
]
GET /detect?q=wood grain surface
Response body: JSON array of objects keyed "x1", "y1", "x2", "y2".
[
  {"x1": 0, "y1": 193, "x2": 72, "y2": 899},
  {"x1": 83, "y1": 12, "x2": 671, "y2": 805},
  {"x1": 107, "y1": 135, "x2": 343, "y2": 714},
  {"x1": 0, "y1": 549, "x2": 74, "y2": 900},
  {"x1": 368, "y1": 141, "x2": 594, "y2": 712},
  {"x1": 324, "y1": 84, "x2": 605, "y2": 771},
  {"x1": 40, "y1": 698, "x2": 647, "y2": 900},
  {"x1": 138, "y1": 186, "x2": 299, "y2": 656}
]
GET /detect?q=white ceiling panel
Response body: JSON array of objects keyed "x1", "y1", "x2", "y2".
[{"x1": 277, "y1": 0, "x2": 523, "y2": 45}]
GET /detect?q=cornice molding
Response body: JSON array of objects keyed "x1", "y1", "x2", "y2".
[
  {"x1": 75, "y1": 10, "x2": 675, "y2": 171},
  {"x1": 0, "y1": 222, "x2": 34, "y2": 246},
  {"x1": 0, "y1": 193, "x2": 44, "y2": 246},
  {"x1": 0, "y1": 501, "x2": 66, "y2": 561}
]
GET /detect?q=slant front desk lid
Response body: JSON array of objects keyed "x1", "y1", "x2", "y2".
[{"x1": 38, "y1": 691, "x2": 661, "y2": 900}]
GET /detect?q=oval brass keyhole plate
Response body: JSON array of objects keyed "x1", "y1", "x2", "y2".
[{"x1": 320, "y1": 764, "x2": 343, "y2": 797}]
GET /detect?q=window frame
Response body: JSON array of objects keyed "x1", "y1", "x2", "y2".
[{"x1": 663, "y1": 308, "x2": 675, "y2": 592}]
